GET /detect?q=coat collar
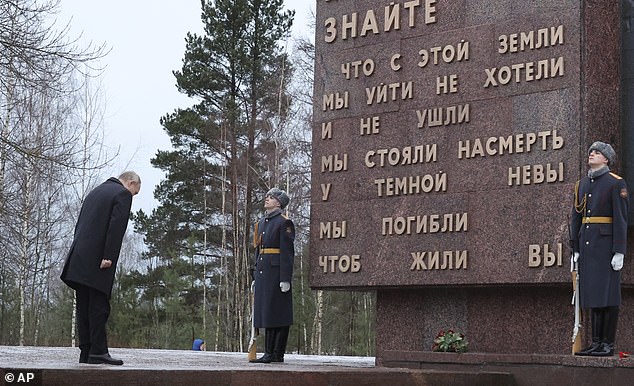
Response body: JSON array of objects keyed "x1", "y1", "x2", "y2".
[
  {"x1": 264, "y1": 208, "x2": 283, "y2": 219},
  {"x1": 588, "y1": 166, "x2": 610, "y2": 179},
  {"x1": 107, "y1": 177, "x2": 124, "y2": 186}
]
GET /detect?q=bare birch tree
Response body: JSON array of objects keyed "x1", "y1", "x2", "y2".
[{"x1": 0, "y1": 0, "x2": 110, "y2": 345}]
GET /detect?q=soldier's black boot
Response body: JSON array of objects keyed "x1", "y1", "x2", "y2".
[
  {"x1": 250, "y1": 328, "x2": 276, "y2": 363},
  {"x1": 272, "y1": 326, "x2": 289, "y2": 363},
  {"x1": 591, "y1": 307, "x2": 618, "y2": 357},
  {"x1": 575, "y1": 308, "x2": 603, "y2": 356}
]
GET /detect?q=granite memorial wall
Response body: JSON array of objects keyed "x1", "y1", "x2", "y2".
[{"x1": 310, "y1": 0, "x2": 632, "y2": 360}]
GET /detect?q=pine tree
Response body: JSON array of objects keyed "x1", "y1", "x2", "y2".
[{"x1": 132, "y1": 0, "x2": 294, "y2": 351}]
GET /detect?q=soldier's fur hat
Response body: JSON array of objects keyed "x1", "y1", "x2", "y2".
[
  {"x1": 588, "y1": 141, "x2": 616, "y2": 166},
  {"x1": 266, "y1": 187, "x2": 290, "y2": 209}
]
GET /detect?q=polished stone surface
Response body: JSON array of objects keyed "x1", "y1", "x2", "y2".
[
  {"x1": 2, "y1": 346, "x2": 631, "y2": 386},
  {"x1": 311, "y1": 0, "x2": 623, "y2": 289},
  {"x1": 382, "y1": 350, "x2": 634, "y2": 386},
  {"x1": 0, "y1": 346, "x2": 515, "y2": 386},
  {"x1": 311, "y1": 0, "x2": 630, "y2": 362},
  {"x1": 0, "y1": 345, "x2": 373, "y2": 370}
]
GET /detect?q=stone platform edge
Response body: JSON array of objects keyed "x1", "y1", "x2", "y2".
[
  {"x1": 381, "y1": 350, "x2": 634, "y2": 386},
  {"x1": 381, "y1": 350, "x2": 634, "y2": 368}
]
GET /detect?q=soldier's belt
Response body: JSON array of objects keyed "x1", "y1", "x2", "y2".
[
  {"x1": 582, "y1": 216, "x2": 613, "y2": 224},
  {"x1": 260, "y1": 248, "x2": 281, "y2": 254}
]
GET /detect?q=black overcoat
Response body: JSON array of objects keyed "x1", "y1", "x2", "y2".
[
  {"x1": 570, "y1": 171, "x2": 629, "y2": 308},
  {"x1": 253, "y1": 210, "x2": 295, "y2": 328},
  {"x1": 61, "y1": 177, "x2": 132, "y2": 297}
]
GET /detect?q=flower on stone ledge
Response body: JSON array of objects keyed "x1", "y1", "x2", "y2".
[{"x1": 432, "y1": 329, "x2": 468, "y2": 353}]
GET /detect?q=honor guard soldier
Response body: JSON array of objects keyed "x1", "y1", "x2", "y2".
[
  {"x1": 250, "y1": 188, "x2": 295, "y2": 363},
  {"x1": 570, "y1": 142, "x2": 629, "y2": 356}
]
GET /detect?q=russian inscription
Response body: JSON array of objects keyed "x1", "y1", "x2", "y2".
[{"x1": 312, "y1": 0, "x2": 573, "y2": 287}]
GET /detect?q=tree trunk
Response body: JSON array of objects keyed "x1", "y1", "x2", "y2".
[
  {"x1": 19, "y1": 279, "x2": 25, "y2": 346},
  {"x1": 18, "y1": 175, "x2": 31, "y2": 346},
  {"x1": 299, "y1": 244, "x2": 307, "y2": 354},
  {"x1": 312, "y1": 290, "x2": 324, "y2": 354}
]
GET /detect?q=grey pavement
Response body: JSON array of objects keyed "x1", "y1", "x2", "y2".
[{"x1": 0, "y1": 346, "x2": 376, "y2": 371}]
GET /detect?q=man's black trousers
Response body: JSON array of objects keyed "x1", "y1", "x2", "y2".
[{"x1": 75, "y1": 283, "x2": 110, "y2": 355}]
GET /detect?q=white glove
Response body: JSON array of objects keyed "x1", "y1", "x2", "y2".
[
  {"x1": 250, "y1": 280, "x2": 255, "y2": 293},
  {"x1": 570, "y1": 252, "x2": 579, "y2": 272},
  {"x1": 611, "y1": 253, "x2": 624, "y2": 271},
  {"x1": 280, "y1": 282, "x2": 290, "y2": 292}
]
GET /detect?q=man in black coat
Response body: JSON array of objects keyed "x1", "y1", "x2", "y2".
[
  {"x1": 250, "y1": 187, "x2": 295, "y2": 363},
  {"x1": 61, "y1": 171, "x2": 141, "y2": 365},
  {"x1": 570, "y1": 142, "x2": 628, "y2": 357}
]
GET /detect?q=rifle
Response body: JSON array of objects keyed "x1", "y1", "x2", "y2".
[
  {"x1": 248, "y1": 221, "x2": 260, "y2": 361},
  {"x1": 568, "y1": 217, "x2": 582, "y2": 354},
  {"x1": 247, "y1": 288, "x2": 259, "y2": 361},
  {"x1": 571, "y1": 260, "x2": 582, "y2": 354}
]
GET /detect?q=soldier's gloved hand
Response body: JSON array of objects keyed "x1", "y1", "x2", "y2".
[
  {"x1": 570, "y1": 252, "x2": 580, "y2": 272},
  {"x1": 251, "y1": 280, "x2": 255, "y2": 293},
  {"x1": 280, "y1": 282, "x2": 290, "y2": 292},
  {"x1": 611, "y1": 253, "x2": 624, "y2": 271}
]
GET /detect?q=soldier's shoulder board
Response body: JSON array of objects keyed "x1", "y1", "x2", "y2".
[{"x1": 609, "y1": 172, "x2": 623, "y2": 180}]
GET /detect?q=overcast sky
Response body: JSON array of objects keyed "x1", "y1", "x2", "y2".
[{"x1": 58, "y1": 0, "x2": 315, "y2": 213}]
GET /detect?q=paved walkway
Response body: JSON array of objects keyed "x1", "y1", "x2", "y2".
[{"x1": 0, "y1": 346, "x2": 375, "y2": 371}]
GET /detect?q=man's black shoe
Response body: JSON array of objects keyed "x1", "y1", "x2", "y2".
[
  {"x1": 249, "y1": 354, "x2": 273, "y2": 363},
  {"x1": 87, "y1": 353, "x2": 124, "y2": 365}
]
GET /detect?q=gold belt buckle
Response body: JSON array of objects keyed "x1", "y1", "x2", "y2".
[{"x1": 582, "y1": 216, "x2": 612, "y2": 224}]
